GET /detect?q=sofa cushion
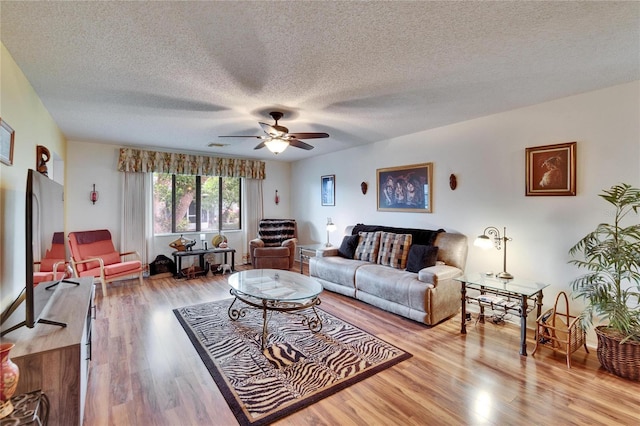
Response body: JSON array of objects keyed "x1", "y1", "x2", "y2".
[
  {"x1": 338, "y1": 235, "x2": 359, "y2": 259},
  {"x1": 406, "y1": 245, "x2": 439, "y2": 273},
  {"x1": 354, "y1": 231, "x2": 381, "y2": 262},
  {"x1": 310, "y1": 256, "x2": 369, "y2": 289},
  {"x1": 377, "y1": 232, "x2": 413, "y2": 269},
  {"x1": 352, "y1": 224, "x2": 443, "y2": 246},
  {"x1": 355, "y1": 264, "x2": 434, "y2": 310}
]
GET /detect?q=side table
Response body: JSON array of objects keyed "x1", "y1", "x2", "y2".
[
  {"x1": 172, "y1": 248, "x2": 236, "y2": 278},
  {"x1": 0, "y1": 390, "x2": 49, "y2": 426},
  {"x1": 298, "y1": 243, "x2": 325, "y2": 274},
  {"x1": 455, "y1": 273, "x2": 549, "y2": 356}
]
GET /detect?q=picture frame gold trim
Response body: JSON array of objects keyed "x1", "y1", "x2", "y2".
[
  {"x1": 377, "y1": 163, "x2": 433, "y2": 212},
  {"x1": 321, "y1": 174, "x2": 335, "y2": 206},
  {"x1": 0, "y1": 118, "x2": 15, "y2": 166},
  {"x1": 525, "y1": 142, "x2": 576, "y2": 196}
]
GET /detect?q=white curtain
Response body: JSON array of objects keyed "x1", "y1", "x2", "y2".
[
  {"x1": 241, "y1": 179, "x2": 263, "y2": 264},
  {"x1": 121, "y1": 172, "x2": 153, "y2": 272}
]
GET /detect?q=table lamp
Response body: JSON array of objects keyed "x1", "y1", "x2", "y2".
[
  {"x1": 326, "y1": 218, "x2": 337, "y2": 247},
  {"x1": 474, "y1": 226, "x2": 513, "y2": 279}
]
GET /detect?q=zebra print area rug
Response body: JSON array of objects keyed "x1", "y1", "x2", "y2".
[{"x1": 173, "y1": 299, "x2": 411, "y2": 426}]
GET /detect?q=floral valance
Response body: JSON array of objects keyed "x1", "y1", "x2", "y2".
[{"x1": 117, "y1": 148, "x2": 265, "y2": 179}]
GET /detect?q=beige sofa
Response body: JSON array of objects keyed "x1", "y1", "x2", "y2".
[{"x1": 309, "y1": 224, "x2": 468, "y2": 325}]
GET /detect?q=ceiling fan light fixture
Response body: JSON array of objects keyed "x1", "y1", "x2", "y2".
[{"x1": 264, "y1": 138, "x2": 289, "y2": 154}]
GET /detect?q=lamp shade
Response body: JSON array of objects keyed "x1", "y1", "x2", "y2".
[
  {"x1": 474, "y1": 234, "x2": 493, "y2": 249},
  {"x1": 264, "y1": 138, "x2": 289, "y2": 154}
]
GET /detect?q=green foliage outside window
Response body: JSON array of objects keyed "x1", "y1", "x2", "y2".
[{"x1": 153, "y1": 173, "x2": 241, "y2": 235}]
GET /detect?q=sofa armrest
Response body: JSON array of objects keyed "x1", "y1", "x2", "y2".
[
  {"x1": 418, "y1": 264, "x2": 463, "y2": 286},
  {"x1": 316, "y1": 247, "x2": 339, "y2": 257},
  {"x1": 250, "y1": 238, "x2": 265, "y2": 249},
  {"x1": 281, "y1": 238, "x2": 297, "y2": 250}
]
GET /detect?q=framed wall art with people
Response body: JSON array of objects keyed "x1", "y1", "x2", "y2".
[{"x1": 377, "y1": 163, "x2": 433, "y2": 212}]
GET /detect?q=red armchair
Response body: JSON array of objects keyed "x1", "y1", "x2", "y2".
[{"x1": 68, "y1": 229, "x2": 143, "y2": 295}]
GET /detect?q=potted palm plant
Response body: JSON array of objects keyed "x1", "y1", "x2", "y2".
[{"x1": 569, "y1": 183, "x2": 640, "y2": 381}]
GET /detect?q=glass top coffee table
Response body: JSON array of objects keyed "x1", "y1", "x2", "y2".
[{"x1": 227, "y1": 269, "x2": 323, "y2": 349}]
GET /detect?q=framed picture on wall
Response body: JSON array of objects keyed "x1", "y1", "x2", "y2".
[
  {"x1": 377, "y1": 162, "x2": 433, "y2": 212},
  {"x1": 321, "y1": 175, "x2": 335, "y2": 206},
  {"x1": 0, "y1": 118, "x2": 15, "y2": 166},
  {"x1": 526, "y1": 142, "x2": 576, "y2": 196}
]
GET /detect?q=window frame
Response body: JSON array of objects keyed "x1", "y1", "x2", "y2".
[{"x1": 157, "y1": 173, "x2": 242, "y2": 235}]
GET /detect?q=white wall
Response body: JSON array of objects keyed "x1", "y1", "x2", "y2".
[
  {"x1": 0, "y1": 44, "x2": 67, "y2": 311},
  {"x1": 291, "y1": 81, "x2": 640, "y2": 339}
]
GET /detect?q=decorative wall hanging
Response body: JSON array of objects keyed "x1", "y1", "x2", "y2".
[
  {"x1": 0, "y1": 118, "x2": 14, "y2": 166},
  {"x1": 526, "y1": 142, "x2": 576, "y2": 196},
  {"x1": 377, "y1": 163, "x2": 433, "y2": 212},
  {"x1": 449, "y1": 174, "x2": 457, "y2": 190},
  {"x1": 321, "y1": 175, "x2": 335, "y2": 206},
  {"x1": 361, "y1": 181, "x2": 368, "y2": 195},
  {"x1": 36, "y1": 145, "x2": 50, "y2": 175}
]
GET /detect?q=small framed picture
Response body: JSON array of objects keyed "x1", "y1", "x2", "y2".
[
  {"x1": 321, "y1": 175, "x2": 335, "y2": 206},
  {"x1": 377, "y1": 162, "x2": 433, "y2": 212},
  {"x1": 526, "y1": 142, "x2": 576, "y2": 196},
  {"x1": 1, "y1": 118, "x2": 15, "y2": 166}
]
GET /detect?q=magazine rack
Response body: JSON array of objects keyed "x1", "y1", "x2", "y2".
[{"x1": 532, "y1": 291, "x2": 589, "y2": 368}]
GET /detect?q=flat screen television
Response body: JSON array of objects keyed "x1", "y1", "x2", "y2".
[{"x1": 1, "y1": 169, "x2": 74, "y2": 336}]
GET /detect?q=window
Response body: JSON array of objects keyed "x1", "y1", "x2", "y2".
[{"x1": 153, "y1": 173, "x2": 241, "y2": 234}]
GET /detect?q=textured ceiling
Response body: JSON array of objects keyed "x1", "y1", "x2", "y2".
[{"x1": 1, "y1": 1, "x2": 639, "y2": 161}]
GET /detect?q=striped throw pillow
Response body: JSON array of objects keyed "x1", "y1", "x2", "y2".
[
  {"x1": 354, "y1": 231, "x2": 382, "y2": 262},
  {"x1": 377, "y1": 232, "x2": 413, "y2": 269}
]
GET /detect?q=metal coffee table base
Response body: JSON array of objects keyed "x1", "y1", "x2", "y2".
[{"x1": 228, "y1": 289, "x2": 322, "y2": 350}]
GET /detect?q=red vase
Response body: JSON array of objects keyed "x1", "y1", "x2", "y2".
[{"x1": 0, "y1": 343, "x2": 20, "y2": 418}]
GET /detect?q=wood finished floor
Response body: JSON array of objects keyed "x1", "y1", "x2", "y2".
[{"x1": 84, "y1": 265, "x2": 640, "y2": 425}]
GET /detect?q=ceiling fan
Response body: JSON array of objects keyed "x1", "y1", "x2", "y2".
[{"x1": 219, "y1": 111, "x2": 329, "y2": 154}]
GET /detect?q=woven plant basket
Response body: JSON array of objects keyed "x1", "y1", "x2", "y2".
[{"x1": 595, "y1": 326, "x2": 640, "y2": 381}]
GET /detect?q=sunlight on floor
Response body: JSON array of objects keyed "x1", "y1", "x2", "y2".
[{"x1": 473, "y1": 390, "x2": 494, "y2": 424}]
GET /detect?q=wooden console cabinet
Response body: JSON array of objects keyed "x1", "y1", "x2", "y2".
[{"x1": 3, "y1": 277, "x2": 95, "y2": 425}]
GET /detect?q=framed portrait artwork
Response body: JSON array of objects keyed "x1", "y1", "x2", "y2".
[
  {"x1": 377, "y1": 162, "x2": 433, "y2": 212},
  {"x1": 321, "y1": 175, "x2": 335, "y2": 206},
  {"x1": 1, "y1": 118, "x2": 15, "y2": 166},
  {"x1": 525, "y1": 142, "x2": 576, "y2": 196}
]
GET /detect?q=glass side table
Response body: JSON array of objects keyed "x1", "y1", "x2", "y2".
[
  {"x1": 298, "y1": 243, "x2": 326, "y2": 274},
  {"x1": 455, "y1": 273, "x2": 549, "y2": 356}
]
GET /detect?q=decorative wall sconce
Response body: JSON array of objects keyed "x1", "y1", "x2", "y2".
[
  {"x1": 326, "y1": 217, "x2": 337, "y2": 247},
  {"x1": 90, "y1": 184, "x2": 99, "y2": 204},
  {"x1": 275, "y1": 189, "x2": 280, "y2": 205},
  {"x1": 361, "y1": 182, "x2": 368, "y2": 195},
  {"x1": 474, "y1": 226, "x2": 513, "y2": 279}
]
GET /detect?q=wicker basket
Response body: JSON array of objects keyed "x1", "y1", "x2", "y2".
[
  {"x1": 595, "y1": 326, "x2": 640, "y2": 381},
  {"x1": 532, "y1": 291, "x2": 589, "y2": 368}
]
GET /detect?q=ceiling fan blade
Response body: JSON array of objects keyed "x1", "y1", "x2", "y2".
[
  {"x1": 289, "y1": 139, "x2": 314, "y2": 150},
  {"x1": 254, "y1": 141, "x2": 266, "y2": 150},
  {"x1": 287, "y1": 132, "x2": 329, "y2": 139},
  {"x1": 259, "y1": 122, "x2": 284, "y2": 137},
  {"x1": 219, "y1": 135, "x2": 264, "y2": 139}
]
